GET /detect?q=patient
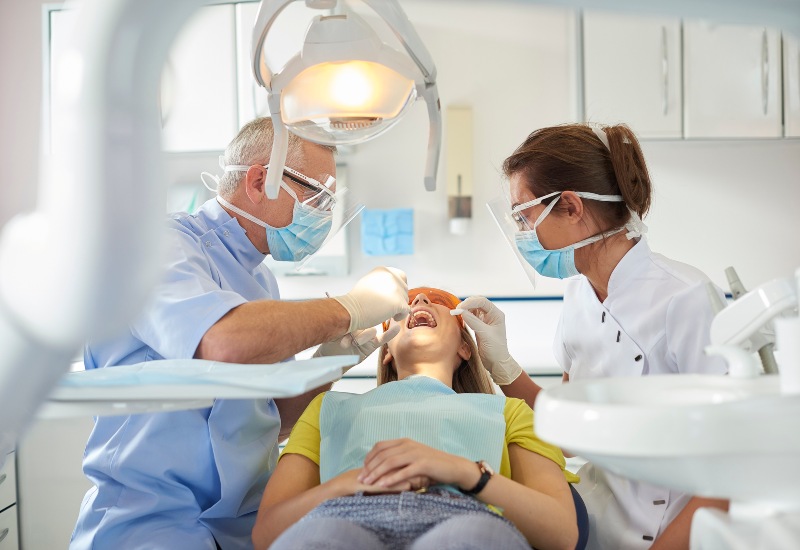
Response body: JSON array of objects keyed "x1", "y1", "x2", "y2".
[{"x1": 253, "y1": 287, "x2": 587, "y2": 550}]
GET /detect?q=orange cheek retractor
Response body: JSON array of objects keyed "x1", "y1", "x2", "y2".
[{"x1": 382, "y1": 287, "x2": 464, "y2": 332}]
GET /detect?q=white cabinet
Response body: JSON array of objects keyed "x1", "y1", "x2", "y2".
[
  {"x1": 161, "y1": 4, "x2": 238, "y2": 152},
  {"x1": 582, "y1": 12, "x2": 682, "y2": 138},
  {"x1": 0, "y1": 452, "x2": 18, "y2": 550},
  {"x1": 784, "y1": 33, "x2": 800, "y2": 137},
  {"x1": 683, "y1": 21, "x2": 782, "y2": 138}
]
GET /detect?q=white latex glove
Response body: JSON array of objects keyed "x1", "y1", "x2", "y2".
[
  {"x1": 332, "y1": 267, "x2": 410, "y2": 333},
  {"x1": 454, "y1": 296, "x2": 523, "y2": 385},
  {"x1": 313, "y1": 323, "x2": 402, "y2": 368}
]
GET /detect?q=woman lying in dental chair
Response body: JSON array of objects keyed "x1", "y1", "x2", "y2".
[{"x1": 252, "y1": 287, "x2": 588, "y2": 550}]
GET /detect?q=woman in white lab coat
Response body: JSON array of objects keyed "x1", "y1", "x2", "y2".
[{"x1": 457, "y1": 123, "x2": 728, "y2": 550}]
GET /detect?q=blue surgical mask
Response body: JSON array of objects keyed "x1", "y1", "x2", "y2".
[
  {"x1": 216, "y1": 195, "x2": 332, "y2": 262},
  {"x1": 512, "y1": 191, "x2": 646, "y2": 279}
]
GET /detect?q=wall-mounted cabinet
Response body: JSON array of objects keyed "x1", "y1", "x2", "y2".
[
  {"x1": 683, "y1": 21, "x2": 782, "y2": 138},
  {"x1": 583, "y1": 12, "x2": 682, "y2": 138},
  {"x1": 784, "y1": 33, "x2": 800, "y2": 138},
  {"x1": 0, "y1": 452, "x2": 19, "y2": 550}
]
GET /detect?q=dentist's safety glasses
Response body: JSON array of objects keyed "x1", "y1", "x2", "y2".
[
  {"x1": 486, "y1": 195, "x2": 541, "y2": 289},
  {"x1": 382, "y1": 287, "x2": 464, "y2": 332}
]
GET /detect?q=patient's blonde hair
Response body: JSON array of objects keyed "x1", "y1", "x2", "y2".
[{"x1": 377, "y1": 326, "x2": 495, "y2": 395}]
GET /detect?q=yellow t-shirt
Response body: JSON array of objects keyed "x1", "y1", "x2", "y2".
[{"x1": 282, "y1": 392, "x2": 579, "y2": 484}]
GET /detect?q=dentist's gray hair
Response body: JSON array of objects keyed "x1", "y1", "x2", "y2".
[{"x1": 218, "y1": 117, "x2": 332, "y2": 198}]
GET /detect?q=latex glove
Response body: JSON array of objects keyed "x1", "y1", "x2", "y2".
[
  {"x1": 332, "y1": 267, "x2": 410, "y2": 333},
  {"x1": 454, "y1": 296, "x2": 523, "y2": 385},
  {"x1": 313, "y1": 323, "x2": 402, "y2": 368}
]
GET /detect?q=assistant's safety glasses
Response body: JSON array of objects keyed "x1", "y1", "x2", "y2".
[{"x1": 382, "y1": 287, "x2": 464, "y2": 332}]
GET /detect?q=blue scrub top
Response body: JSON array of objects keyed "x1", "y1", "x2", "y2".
[{"x1": 72, "y1": 199, "x2": 283, "y2": 550}]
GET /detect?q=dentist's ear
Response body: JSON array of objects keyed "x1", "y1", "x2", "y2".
[
  {"x1": 382, "y1": 348, "x2": 394, "y2": 366},
  {"x1": 244, "y1": 165, "x2": 267, "y2": 205}
]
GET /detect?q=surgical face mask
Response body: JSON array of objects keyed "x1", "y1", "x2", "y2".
[
  {"x1": 202, "y1": 160, "x2": 336, "y2": 261},
  {"x1": 216, "y1": 192, "x2": 332, "y2": 261},
  {"x1": 511, "y1": 191, "x2": 647, "y2": 279}
]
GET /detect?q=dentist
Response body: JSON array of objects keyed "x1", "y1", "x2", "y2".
[
  {"x1": 458, "y1": 123, "x2": 728, "y2": 550},
  {"x1": 71, "y1": 117, "x2": 409, "y2": 550}
]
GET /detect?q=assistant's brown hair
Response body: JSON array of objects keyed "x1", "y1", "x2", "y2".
[
  {"x1": 377, "y1": 326, "x2": 495, "y2": 395},
  {"x1": 502, "y1": 123, "x2": 652, "y2": 231}
]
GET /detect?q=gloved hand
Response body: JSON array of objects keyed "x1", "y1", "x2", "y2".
[
  {"x1": 332, "y1": 267, "x2": 410, "y2": 333},
  {"x1": 455, "y1": 296, "x2": 523, "y2": 385},
  {"x1": 314, "y1": 323, "x2": 402, "y2": 367}
]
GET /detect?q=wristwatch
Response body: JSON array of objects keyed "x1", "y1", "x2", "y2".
[{"x1": 462, "y1": 460, "x2": 494, "y2": 495}]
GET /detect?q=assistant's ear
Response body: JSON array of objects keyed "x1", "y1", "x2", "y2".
[
  {"x1": 559, "y1": 191, "x2": 585, "y2": 225},
  {"x1": 243, "y1": 165, "x2": 267, "y2": 205}
]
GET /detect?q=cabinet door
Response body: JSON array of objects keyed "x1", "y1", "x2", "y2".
[
  {"x1": 784, "y1": 33, "x2": 800, "y2": 137},
  {"x1": 583, "y1": 12, "x2": 682, "y2": 138},
  {"x1": 0, "y1": 452, "x2": 15, "y2": 511},
  {"x1": 235, "y1": 1, "x2": 318, "y2": 129},
  {"x1": 0, "y1": 506, "x2": 18, "y2": 550},
  {"x1": 684, "y1": 21, "x2": 782, "y2": 138},
  {"x1": 161, "y1": 4, "x2": 238, "y2": 152}
]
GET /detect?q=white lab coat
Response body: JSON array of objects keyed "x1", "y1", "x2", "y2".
[{"x1": 553, "y1": 238, "x2": 727, "y2": 549}]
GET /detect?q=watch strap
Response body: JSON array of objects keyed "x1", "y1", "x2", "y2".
[{"x1": 463, "y1": 460, "x2": 492, "y2": 495}]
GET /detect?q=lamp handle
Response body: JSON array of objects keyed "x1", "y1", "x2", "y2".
[{"x1": 420, "y1": 83, "x2": 442, "y2": 191}]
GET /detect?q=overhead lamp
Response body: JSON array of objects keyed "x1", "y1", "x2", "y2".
[{"x1": 251, "y1": 0, "x2": 441, "y2": 198}]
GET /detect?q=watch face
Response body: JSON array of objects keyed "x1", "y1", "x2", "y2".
[{"x1": 479, "y1": 460, "x2": 494, "y2": 475}]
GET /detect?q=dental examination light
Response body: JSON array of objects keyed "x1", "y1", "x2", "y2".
[{"x1": 250, "y1": 0, "x2": 442, "y2": 199}]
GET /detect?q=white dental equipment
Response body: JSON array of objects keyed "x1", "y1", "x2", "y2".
[
  {"x1": 536, "y1": 267, "x2": 800, "y2": 549},
  {"x1": 251, "y1": 0, "x2": 441, "y2": 198}
]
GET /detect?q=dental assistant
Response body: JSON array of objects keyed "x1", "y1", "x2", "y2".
[
  {"x1": 458, "y1": 124, "x2": 728, "y2": 550},
  {"x1": 71, "y1": 117, "x2": 410, "y2": 550}
]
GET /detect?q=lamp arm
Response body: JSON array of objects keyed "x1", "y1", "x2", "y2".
[
  {"x1": 362, "y1": 0, "x2": 437, "y2": 83},
  {"x1": 420, "y1": 83, "x2": 442, "y2": 192},
  {"x1": 0, "y1": 0, "x2": 203, "y2": 458},
  {"x1": 250, "y1": 0, "x2": 293, "y2": 90}
]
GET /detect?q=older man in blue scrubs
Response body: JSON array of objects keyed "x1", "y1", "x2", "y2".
[{"x1": 70, "y1": 117, "x2": 410, "y2": 550}]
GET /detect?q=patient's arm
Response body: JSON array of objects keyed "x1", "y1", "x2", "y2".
[
  {"x1": 252, "y1": 455, "x2": 394, "y2": 550},
  {"x1": 499, "y1": 371, "x2": 544, "y2": 409},
  {"x1": 361, "y1": 439, "x2": 578, "y2": 550}
]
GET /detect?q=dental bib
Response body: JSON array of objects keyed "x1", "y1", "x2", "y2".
[{"x1": 319, "y1": 376, "x2": 505, "y2": 485}]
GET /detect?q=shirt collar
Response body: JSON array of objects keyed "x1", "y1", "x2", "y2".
[
  {"x1": 200, "y1": 198, "x2": 267, "y2": 272},
  {"x1": 606, "y1": 237, "x2": 651, "y2": 297}
]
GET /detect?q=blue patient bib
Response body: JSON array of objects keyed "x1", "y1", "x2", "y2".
[{"x1": 319, "y1": 376, "x2": 506, "y2": 483}]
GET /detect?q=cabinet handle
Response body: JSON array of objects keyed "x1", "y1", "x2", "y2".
[
  {"x1": 661, "y1": 26, "x2": 668, "y2": 115},
  {"x1": 0, "y1": 528, "x2": 8, "y2": 543},
  {"x1": 0, "y1": 474, "x2": 6, "y2": 486},
  {"x1": 761, "y1": 29, "x2": 769, "y2": 115}
]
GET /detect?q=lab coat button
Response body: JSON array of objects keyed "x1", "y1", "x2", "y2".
[
  {"x1": 643, "y1": 535, "x2": 654, "y2": 541},
  {"x1": 653, "y1": 499, "x2": 666, "y2": 505},
  {"x1": 635, "y1": 354, "x2": 643, "y2": 362},
  {"x1": 223, "y1": 230, "x2": 230, "y2": 237},
  {"x1": 205, "y1": 240, "x2": 212, "y2": 248}
]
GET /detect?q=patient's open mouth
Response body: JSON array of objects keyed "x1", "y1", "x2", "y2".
[{"x1": 408, "y1": 310, "x2": 436, "y2": 329}]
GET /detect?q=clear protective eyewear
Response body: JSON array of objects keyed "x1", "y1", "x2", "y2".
[{"x1": 223, "y1": 160, "x2": 338, "y2": 212}]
